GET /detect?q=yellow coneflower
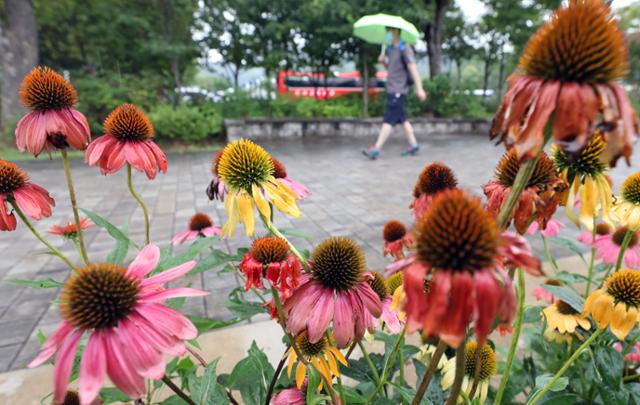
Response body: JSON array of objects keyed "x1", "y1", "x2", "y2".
[
  {"x1": 286, "y1": 331, "x2": 347, "y2": 389},
  {"x1": 386, "y1": 271, "x2": 406, "y2": 323},
  {"x1": 217, "y1": 139, "x2": 301, "y2": 236},
  {"x1": 552, "y1": 131, "x2": 613, "y2": 230},
  {"x1": 583, "y1": 268, "x2": 640, "y2": 339},
  {"x1": 542, "y1": 300, "x2": 591, "y2": 344},
  {"x1": 611, "y1": 172, "x2": 640, "y2": 231},
  {"x1": 441, "y1": 341, "x2": 497, "y2": 404}
]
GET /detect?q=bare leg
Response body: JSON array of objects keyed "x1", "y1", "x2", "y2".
[
  {"x1": 401, "y1": 121, "x2": 418, "y2": 146},
  {"x1": 374, "y1": 123, "x2": 393, "y2": 149}
]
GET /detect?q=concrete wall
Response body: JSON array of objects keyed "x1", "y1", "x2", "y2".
[{"x1": 224, "y1": 117, "x2": 491, "y2": 141}]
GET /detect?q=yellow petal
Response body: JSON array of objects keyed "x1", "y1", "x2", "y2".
[
  {"x1": 287, "y1": 350, "x2": 297, "y2": 377},
  {"x1": 325, "y1": 351, "x2": 340, "y2": 377},
  {"x1": 610, "y1": 303, "x2": 636, "y2": 339},
  {"x1": 329, "y1": 347, "x2": 348, "y2": 366},
  {"x1": 252, "y1": 183, "x2": 271, "y2": 222},
  {"x1": 579, "y1": 177, "x2": 597, "y2": 229},
  {"x1": 222, "y1": 192, "x2": 240, "y2": 237},
  {"x1": 565, "y1": 179, "x2": 580, "y2": 227},
  {"x1": 237, "y1": 192, "x2": 256, "y2": 236},
  {"x1": 295, "y1": 362, "x2": 307, "y2": 389}
]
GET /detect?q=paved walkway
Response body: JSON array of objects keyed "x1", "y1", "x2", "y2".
[{"x1": 1, "y1": 134, "x2": 637, "y2": 371}]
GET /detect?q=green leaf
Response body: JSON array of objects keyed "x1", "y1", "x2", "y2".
[
  {"x1": 225, "y1": 288, "x2": 268, "y2": 319},
  {"x1": 550, "y1": 237, "x2": 586, "y2": 260},
  {"x1": 156, "y1": 237, "x2": 219, "y2": 273},
  {"x1": 8, "y1": 278, "x2": 63, "y2": 289},
  {"x1": 533, "y1": 374, "x2": 568, "y2": 393},
  {"x1": 554, "y1": 271, "x2": 587, "y2": 285},
  {"x1": 541, "y1": 285, "x2": 584, "y2": 312},
  {"x1": 80, "y1": 208, "x2": 138, "y2": 250},
  {"x1": 227, "y1": 341, "x2": 275, "y2": 405},
  {"x1": 188, "y1": 315, "x2": 244, "y2": 334},
  {"x1": 595, "y1": 345, "x2": 623, "y2": 387},
  {"x1": 598, "y1": 383, "x2": 630, "y2": 405},
  {"x1": 99, "y1": 387, "x2": 131, "y2": 404},
  {"x1": 190, "y1": 357, "x2": 229, "y2": 405},
  {"x1": 536, "y1": 393, "x2": 579, "y2": 405},
  {"x1": 523, "y1": 306, "x2": 543, "y2": 324},
  {"x1": 106, "y1": 223, "x2": 129, "y2": 264},
  {"x1": 189, "y1": 249, "x2": 237, "y2": 275},
  {"x1": 279, "y1": 227, "x2": 313, "y2": 241}
]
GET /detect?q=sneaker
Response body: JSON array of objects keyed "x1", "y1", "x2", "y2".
[
  {"x1": 402, "y1": 144, "x2": 420, "y2": 156},
  {"x1": 362, "y1": 146, "x2": 380, "y2": 159}
]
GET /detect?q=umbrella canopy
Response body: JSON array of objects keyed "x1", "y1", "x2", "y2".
[{"x1": 353, "y1": 13, "x2": 420, "y2": 45}]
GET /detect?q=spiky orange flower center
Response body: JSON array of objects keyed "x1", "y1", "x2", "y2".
[
  {"x1": 61, "y1": 264, "x2": 140, "y2": 330},
  {"x1": 622, "y1": 172, "x2": 640, "y2": 205},
  {"x1": 596, "y1": 223, "x2": 613, "y2": 235},
  {"x1": 383, "y1": 220, "x2": 407, "y2": 242},
  {"x1": 612, "y1": 227, "x2": 639, "y2": 248},
  {"x1": 189, "y1": 213, "x2": 213, "y2": 231},
  {"x1": 519, "y1": 0, "x2": 628, "y2": 83},
  {"x1": 605, "y1": 269, "x2": 640, "y2": 307},
  {"x1": 368, "y1": 272, "x2": 389, "y2": 300},
  {"x1": 296, "y1": 331, "x2": 328, "y2": 357},
  {"x1": 496, "y1": 150, "x2": 556, "y2": 188},
  {"x1": 385, "y1": 272, "x2": 404, "y2": 295},
  {"x1": 414, "y1": 162, "x2": 457, "y2": 198},
  {"x1": 104, "y1": 103, "x2": 154, "y2": 142},
  {"x1": 19, "y1": 66, "x2": 77, "y2": 111},
  {"x1": 271, "y1": 157, "x2": 288, "y2": 179},
  {"x1": 464, "y1": 341, "x2": 497, "y2": 381},
  {"x1": 251, "y1": 236, "x2": 289, "y2": 264},
  {"x1": 0, "y1": 160, "x2": 28, "y2": 194},
  {"x1": 416, "y1": 189, "x2": 498, "y2": 272},
  {"x1": 211, "y1": 150, "x2": 224, "y2": 176},
  {"x1": 312, "y1": 237, "x2": 365, "y2": 291},
  {"x1": 217, "y1": 140, "x2": 274, "y2": 190}
]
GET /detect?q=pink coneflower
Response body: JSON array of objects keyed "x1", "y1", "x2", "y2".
[
  {"x1": 614, "y1": 342, "x2": 640, "y2": 364},
  {"x1": 240, "y1": 236, "x2": 302, "y2": 299},
  {"x1": 382, "y1": 220, "x2": 413, "y2": 259},
  {"x1": 283, "y1": 237, "x2": 382, "y2": 348},
  {"x1": 0, "y1": 160, "x2": 55, "y2": 231},
  {"x1": 271, "y1": 157, "x2": 310, "y2": 200},
  {"x1": 532, "y1": 279, "x2": 561, "y2": 304},
  {"x1": 410, "y1": 162, "x2": 458, "y2": 220},
  {"x1": 404, "y1": 190, "x2": 539, "y2": 347},
  {"x1": 171, "y1": 213, "x2": 221, "y2": 245},
  {"x1": 48, "y1": 217, "x2": 93, "y2": 239},
  {"x1": 578, "y1": 223, "x2": 613, "y2": 245},
  {"x1": 366, "y1": 272, "x2": 402, "y2": 333},
  {"x1": 28, "y1": 244, "x2": 207, "y2": 404},
  {"x1": 272, "y1": 383, "x2": 306, "y2": 405},
  {"x1": 15, "y1": 66, "x2": 91, "y2": 157},
  {"x1": 592, "y1": 226, "x2": 640, "y2": 268},
  {"x1": 85, "y1": 104, "x2": 167, "y2": 180},
  {"x1": 527, "y1": 218, "x2": 563, "y2": 238}
]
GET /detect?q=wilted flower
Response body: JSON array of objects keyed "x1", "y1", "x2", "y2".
[
  {"x1": 85, "y1": 104, "x2": 167, "y2": 180},
  {"x1": 0, "y1": 160, "x2": 55, "y2": 231},
  {"x1": 410, "y1": 162, "x2": 457, "y2": 220},
  {"x1": 441, "y1": 341, "x2": 497, "y2": 404},
  {"x1": 15, "y1": 66, "x2": 91, "y2": 157},
  {"x1": 484, "y1": 150, "x2": 565, "y2": 234},
  {"x1": 28, "y1": 245, "x2": 207, "y2": 404},
  {"x1": 286, "y1": 331, "x2": 347, "y2": 390},
  {"x1": 283, "y1": 237, "x2": 382, "y2": 348},
  {"x1": 171, "y1": 213, "x2": 221, "y2": 245},
  {"x1": 216, "y1": 139, "x2": 301, "y2": 237},
  {"x1": 382, "y1": 220, "x2": 413, "y2": 259},
  {"x1": 490, "y1": 0, "x2": 637, "y2": 164},
  {"x1": 611, "y1": 172, "x2": 640, "y2": 231},
  {"x1": 240, "y1": 236, "x2": 302, "y2": 299},
  {"x1": 542, "y1": 300, "x2": 591, "y2": 342},
  {"x1": 271, "y1": 157, "x2": 310, "y2": 200},
  {"x1": 49, "y1": 217, "x2": 93, "y2": 239},
  {"x1": 206, "y1": 149, "x2": 226, "y2": 201},
  {"x1": 583, "y1": 268, "x2": 640, "y2": 339},
  {"x1": 552, "y1": 131, "x2": 613, "y2": 230}
]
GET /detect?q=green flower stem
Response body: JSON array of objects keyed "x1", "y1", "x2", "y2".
[
  {"x1": 260, "y1": 213, "x2": 308, "y2": 270},
  {"x1": 541, "y1": 235, "x2": 559, "y2": 274},
  {"x1": 412, "y1": 340, "x2": 447, "y2": 405},
  {"x1": 126, "y1": 164, "x2": 150, "y2": 245},
  {"x1": 614, "y1": 228, "x2": 634, "y2": 273},
  {"x1": 357, "y1": 340, "x2": 382, "y2": 385},
  {"x1": 365, "y1": 327, "x2": 406, "y2": 403},
  {"x1": 399, "y1": 334, "x2": 406, "y2": 387},
  {"x1": 445, "y1": 343, "x2": 466, "y2": 405},
  {"x1": 265, "y1": 348, "x2": 289, "y2": 405},
  {"x1": 527, "y1": 328, "x2": 603, "y2": 405},
  {"x1": 161, "y1": 375, "x2": 195, "y2": 405},
  {"x1": 336, "y1": 370, "x2": 346, "y2": 405},
  {"x1": 270, "y1": 287, "x2": 338, "y2": 404},
  {"x1": 61, "y1": 149, "x2": 89, "y2": 264},
  {"x1": 494, "y1": 268, "x2": 526, "y2": 405},
  {"x1": 496, "y1": 156, "x2": 541, "y2": 230},
  {"x1": 584, "y1": 216, "x2": 598, "y2": 297},
  {"x1": 10, "y1": 201, "x2": 75, "y2": 269}
]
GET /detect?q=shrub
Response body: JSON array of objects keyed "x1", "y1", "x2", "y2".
[{"x1": 149, "y1": 104, "x2": 222, "y2": 143}]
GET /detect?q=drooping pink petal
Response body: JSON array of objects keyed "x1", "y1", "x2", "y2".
[
  {"x1": 117, "y1": 319, "x2": 165, "y2": 380},
  {"x1": 127, "y1": 244, "x2": 161, "y2": 279},
  {"x1": 141, "y1": 260, "x2": 196, "y2": 288},
  {"x1": 85, "y1": 135, "x2": 115, "y2": 166},
  {"x1": 104, "y1": 330, "x2": 146, "y2": 400},
  {"x1": 129, "y1": 313, "x2": 186, "y2": 357},
  {"x1": 171, "y1": 229, "x2": 194, "y2": 246},
  {"x1": 79, "y1": 332, "x2": 107, "y2": 405},
  {"x1": 355, "y1": 281, "x2": 383, "y2": 318},
  {"x1": 28, "y1": 321, "x2": 74, "y2": 368},
  {"x1": 381, "y1": 297, "x2": 402, "y2": 333},
  {"x1": 201, "y1": 226, "x2": 221, "y2": 237},
  {"x1": 305, "y1": 289, "x2": 334, "y2": 343},
  {"x1": 15, "y1": 112, "x2": 48, "y2": 156},
  {"x1": 473, "y1": 270, "x2": 500, "y2": 343},
  {"x1": 438, "y1": 272, "x2": 475, "y2": 348},
  {"x1": 53, "y1": 330, "x2": 83, "y2": 404},
  {"x1": 139, "y1": 287, "x2": 208, "y2": 303},
  {"x1": 134, "y1": 303, "x2": 198, "y2": 340},
  {"x1": 0, "y1": 199, "x2": 17, "y2": 231},
  {"x1": 333, "y1": 292, "x2": 355, "y2": 348}
]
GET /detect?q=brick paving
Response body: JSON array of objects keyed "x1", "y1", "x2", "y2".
[{"x1": 1, "y1": 133, "x2": 638, "y2": 371}]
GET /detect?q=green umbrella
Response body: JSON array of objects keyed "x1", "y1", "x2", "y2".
[{"x1": 353, "y1": 13, "x2": 420, "y2": 45}]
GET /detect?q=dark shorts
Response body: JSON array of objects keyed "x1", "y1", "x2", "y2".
[{"x1": 383, "y1": 93, "x2": 407, "y2": 125}]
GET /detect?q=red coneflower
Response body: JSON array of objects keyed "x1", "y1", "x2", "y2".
[
  {"x1": 0, "y1": 160, "x2": 55, "y2": 231},
  {"x1": 283, "y1": 237, "x2": 382, "y2": 348},
  {"x1": 240, "y1": 236, "x2": 302, "y2": 299},
  {"x1": 382, "y1": 220, "x2": 413, "y2": 259},
  {"x1": 15, "y1": 66, "x2": 91, "y2": 157},
  {"x1": 484, "y1": 150, "x2": 566, "y2": 234},
  {"x1": 85, "y1": 104, "x2": 167, "y2": 179},
  {"x1": 28, "y1": 245, "x2": 207, "y2": 404},
  {"x1": 171, "y1": 213, "x2": 221, "y2": 245},
  {"x1": 49, "y1": 217, "x2": 93, "y2": 239},
  {"x1": 490, "y1": 0, "x2": 638, "y2": 165},
  {"x1": 410, "y1": 162, "x2": 458, "y2": 220}
]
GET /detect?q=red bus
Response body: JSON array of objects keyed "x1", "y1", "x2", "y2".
[{"x1": 277, "y1": 70, "x2": 387, "y2": 99}]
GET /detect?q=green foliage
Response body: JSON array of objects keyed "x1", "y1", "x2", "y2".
[
  {"x1": 149, "y1": 104, "x2": 223, "y2": 143},
  {"x1": 222, "y1": 341, "x2": 275, "y2": 405},
  {"x1": 407, "y1": 75, "x2": 488, "y2": 118}
]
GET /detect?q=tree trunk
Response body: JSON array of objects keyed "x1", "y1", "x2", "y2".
[
  {"x1": 455, "y1": 59, "x2": 462, "y2": 86},
  {"x1": 424, "y1": 0, "x2": 447, "y2": 79},
  {"x1": 482, "y1": 54, "x2": 491, "y2": 105},
  {"x1": 361, "y1": 46, "x2": 369, "y2": 118},
  {"x1": 233, "y1": 67, "x2": 240, "y2": 90},
  {"x1": 0, "y1": 0, "x2": 38, "y2": 129},
  {"x1": 497, "y1": 45, "x2": 506, "y2": 99}
]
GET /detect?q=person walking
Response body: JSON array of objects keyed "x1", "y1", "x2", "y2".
[{"x1": 362, "y1": 27, "x2": 427, "y2": 159}]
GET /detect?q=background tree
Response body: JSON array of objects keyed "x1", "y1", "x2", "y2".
[{"x1": 423, "y1": 0, "x2": 448, "y2": 78}]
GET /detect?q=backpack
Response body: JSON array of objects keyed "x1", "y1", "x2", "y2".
[{"x1": 386, "y1": 41, "x2": 414, "y2": 87}]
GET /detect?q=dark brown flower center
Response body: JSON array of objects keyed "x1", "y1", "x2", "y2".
[
  {"x1": 606, "y1": 269, "x2": 640, "y2": 308},
  {"x1": 622, "y1": 173, "x2": 640, "y2": 205},
  {"x1": 61, "y1": 264, "x2": 140, "y2": 330},
  {"x1": 312, "y1": 237, "x2": 365, "y2": 291},
  {"x1": 104, "y1": 103, "x2": 154, "y2": 141},
  {"x1": 189, "y1": 213, "x2": 213, "y2": 232},
  {"x1": 296, "y1": 331, "x2": 327, "y2": 357},
  {"x1": 251, "y1": 236, "x2": 289, "y2": 264},
  {"x1": 383, "y1": 220, "x2": 407, "y2": 242},
  {"x1": 0, "y1": 160, "x2": 28, "y2": 194},
  {"x1": 414, "y1": 162, "x2": 457, "y2": 198},
  {"x1": 496, "y1": 150, "x2": 556, "y2": 188},
  {"x1": 368, "y1": 272, "x2": 389, "y2": 300},
  {"x1": 596, "y1": 223, "x2": 613, "y2": 235},
  {"x1": 612, "y1": 227, "x2": 638, "y2": 247},
  {"x1": 19, "y1": 66, "x2": 77, "y2": 111},
  {"x1": 555, "y1": 300, "x2": 579, "y2": 315}
]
